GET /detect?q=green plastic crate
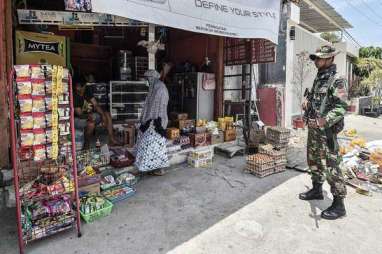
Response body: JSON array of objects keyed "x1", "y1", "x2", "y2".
[{"x1": 80, "y1": 199, "x2": 113, "y2": 223}]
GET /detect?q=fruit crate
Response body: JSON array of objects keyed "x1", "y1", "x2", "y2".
[
  {"x1": 266, "y1": 127, "x2": 291, "y2": 143},
  {"x1": 80, "y1": 199, "x2": 113, "y2": 223}
]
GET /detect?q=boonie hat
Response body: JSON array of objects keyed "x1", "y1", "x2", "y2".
[{"x1": 309, "y1": 45, "x2": 339, "y2": 61}]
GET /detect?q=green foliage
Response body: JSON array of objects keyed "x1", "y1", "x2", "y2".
[
  {"x1": 359, "y1": 47, "x2": 382, "y2": 59},
  {"x1": 320, "y1": 32, "x2": 341, "y2": 43}
]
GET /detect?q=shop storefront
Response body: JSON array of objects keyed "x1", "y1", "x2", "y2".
[{"x1": 1, "y1": 1, "x2": 285, "y2": 253}]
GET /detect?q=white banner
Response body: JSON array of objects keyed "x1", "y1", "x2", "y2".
[{"x1": 92, "y1": 0, "x2": 281, "y2": 43}]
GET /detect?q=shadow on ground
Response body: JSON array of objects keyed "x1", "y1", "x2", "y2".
[{"x1": 0, "y1": 155, "x2": 300, "y2": 254}]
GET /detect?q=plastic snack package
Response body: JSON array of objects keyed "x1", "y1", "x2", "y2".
[
  {"x1": 33, "y1": 112, "x2": 46, "y2": 129},
  {"x1": 58, "y1": 107, "x2": 70, "y2": 120},
  {"x1": 32, "y1": 96, "x2": 46, "y2": 113},
  {"x1": 31, "y1": 65, "x2": 45, "y2": 79},
  {"x1": 46, "y1": 144, "x2": 53, "y2": 159},
  {"x1": 21, "y1": 130, "x2": 34, "y2": 147},
  {"x1": 45, "y1": 128, "x2": 53, "y2": 143},
  {"x1": 45, "y1": 80, "x2": 52, "y2": 94},
  {"x1": 20, "y1": 113, "x2": 34, "y2": 129},
  {"x1": 32, "y1": 79, "x2": 46, "y2": 96},
  {"x1": 16, "y1": 79, "x2": 32, "y2": 95},
  {"x1": 45, "y1": 97, "x2": 52, "y2": 111},
  {"x1": 58, "y1": 94, "x2": 69, "y2": 105},
  {"x1": 41, "y1": 65, "x2": 52, "y2": 79},
  {"x1": 18, "y1": 95, "x2": 33, "y2": 113},
  {"x1": 45, "y1": 113, "x2": 52, "y2": 128},
  {"x1": 33, "y1": 129, "x2": 46, "y2": 145},
  {"x1": 33, "y1": 145, "x2": 46, "y2": 161},
  {"x1": 59, "y1": 122, "x2": 70, "y2": 136},
  {"x1": 14, "y1": 65, "x2": 30, "y2": 78}
]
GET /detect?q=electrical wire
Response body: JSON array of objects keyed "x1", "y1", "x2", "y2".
[
  {"x1": 344, "y1": 0, "x2": 382, "y2": 26},
  {"x1": 360, "y1": 0, "x2": 382, "y2": 21}
]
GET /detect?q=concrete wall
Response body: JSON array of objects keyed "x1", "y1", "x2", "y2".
[{"x1": 284, "y1": 23, "x2": 327, "y2": 126}]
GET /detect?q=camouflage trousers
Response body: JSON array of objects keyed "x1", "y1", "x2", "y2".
[{"x1": 307, "y1": 127, "x2": 347, "y2": 198}]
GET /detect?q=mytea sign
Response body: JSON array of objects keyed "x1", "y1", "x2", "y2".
[{"x1": 92, "y1": 0, "x2": 282, "y2": 43}]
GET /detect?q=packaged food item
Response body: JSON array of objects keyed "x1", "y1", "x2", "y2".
[
  {"x1": 33, "y1": 129, "x2": 46, "y2": 145},
  {"x1": 45, "y1": 97, "x2": 52, "y2": 111},
  {"x1": 33, "y1": 112, "x2": 46, "y2": 129},
  {"x1": 20, "y1": 113, "x2": 33, "y2": 129},
  {"x1": 62, "y1": 68, "x2": 69, "y2": 80},
  {"x1": 45, "y1": 80, "x2": 52, "y2": 94},
  {"x1": 58, "y1": 94, "x2": 69, "y2": 105},
  {"x1": 18, "y1": 95, "x2": 33, "y2": 113},
  {"x1": 16, "y1": 79, "x2": 32, "y2": 95},
  {"x1": 31, "y1": 65, "x2": 45, "y2": 79},
  {"x1": 32, "y1": 79, "x2": 45, "y2": 96},
  {"x1": 45, "y1": 128, "x2": 52, "y2": 143},
  {"x1": 32, "y1": 96, "x2": 46, "y2": 113},
  {"x1": 20, "y1": 147, "x2": 33, "y2": 161},
  {"x1": 33, "y1": 145, "x2": 46, "y2": 161},
  {"x1": 45, "y1": 113, "x2": 52, "y2": 127},
  {"x1": 41, "y1": 65, "x2": 52, "y2": 79},
  {"x1": 58, "y1": 107, "x2": 70, "y2": 120},
  {"x1": 21, "y1": 130, "x2": 34, "y2": 147},
  {"x1": 62, "y1": 81, "x2": 69, "y2": 93},
  {"x1": 59, "y1": 122, "x2": 70, "y2": 136},
  {"x1": 14, "y1": 65, "x2": 30, "y2": 78}
]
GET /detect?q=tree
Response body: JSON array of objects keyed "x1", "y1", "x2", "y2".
[
  {"x1": 359, "y1": 46, "x2": 382, "y2": 59},
  {"x1": 292, "y1": 51, "x2": 315, "y2": 118},
  {"x1": 320, "y1": 32, "x2": 341, "y2": 43}
]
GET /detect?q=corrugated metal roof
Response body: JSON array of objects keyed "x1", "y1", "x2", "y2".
[{"x1": 299, "y1": 0, "x2": 353, "y2": 32}]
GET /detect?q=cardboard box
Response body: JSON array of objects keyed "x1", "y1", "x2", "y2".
[
  {"x1": 190, "y1": 133, "x2": 211, "y2": 147},
  {"x1": 123, "y1": 124, "x2": 136, "y2": 148},
  {"x1": 79, "y1": 182, "x2": 100, "y2": 195},
  {"x1": 177, "y1": 119, "x2": 195, "y2": 130},
  {"x1": 224, "y1": 129, "x2": 237, "y2": 142},
  {"x1": 211, "y1": 131, "x2": 224, "y2": 145},
  {"x1": 166, "y1": 128, "x2": 180, "y2": 140}
]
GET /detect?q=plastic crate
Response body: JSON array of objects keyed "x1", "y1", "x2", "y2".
[
  {"x1": 102, "y1": 184, "x2": 136, "y2": 204},
  {"x1": 80, "y1": 199, "x2": 113, "y2": 223},
  {"x1": 259, "y1": 144, "x2": 287, "y2": 161},
  {"x1": 246, "y1": 154, "x2": 275, "y2": 178}
]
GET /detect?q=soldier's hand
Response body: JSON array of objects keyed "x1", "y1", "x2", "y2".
[
  {"x1": 308, "y1": 119, "x2": 318, "y2": 129},
  {"x1": 317, "y1": 117, "x2": 327, "y2": 128},
  {"x1": 302, "y1": 100, "x2": 308, "y2": 110}
]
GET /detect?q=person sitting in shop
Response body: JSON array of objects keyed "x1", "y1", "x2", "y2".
[{"x1": 73, "y1": 76, "x2": 120, "y2": 148}]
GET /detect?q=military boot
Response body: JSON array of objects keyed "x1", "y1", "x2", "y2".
[
  {"x1": 299, "y1": 182, "x2": 324, "y2": 200},
  {"x1": 321, "y1": 196, "x2": 346, "y2": 220}
]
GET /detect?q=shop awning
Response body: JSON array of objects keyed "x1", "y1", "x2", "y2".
[{"x1": 91, "y1": 0, "x2": 282, "y2": 44}]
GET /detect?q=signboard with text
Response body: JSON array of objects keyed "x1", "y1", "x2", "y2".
[{"x1": 92, "y1": 0, "x2": 281, "y2": 43}]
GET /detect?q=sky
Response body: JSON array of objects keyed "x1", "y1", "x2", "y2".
[{"x1": 326, "y1": 0, "x2": 382, "y2": 47}]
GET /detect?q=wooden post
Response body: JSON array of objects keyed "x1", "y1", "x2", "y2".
[
  {"x1": 0, "y1": 0, "x2": 12, "y2": 167},
  {"x1": 214, "y1": 37, "x2": 224, "y2": 119}
]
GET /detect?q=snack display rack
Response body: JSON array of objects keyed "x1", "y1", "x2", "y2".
[{"x1": 8, "y1": 65, "x2": 81, "y2": 254}]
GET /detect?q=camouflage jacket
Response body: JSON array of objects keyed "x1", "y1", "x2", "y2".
[{"x1": 311, "y1": 64, "x2": 348, "y2": 129}]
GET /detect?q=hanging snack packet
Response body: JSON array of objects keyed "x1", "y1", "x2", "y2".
[
  {"x1": 32, "y1": 79, "x2": 46, "y2": 96},
  {"x1": 45, "y1": 128, "x2": 52, "y2": 143},
  {"x1": 18, "y1": 95, "x2": 33, "y2": 113},
  {"x1": 45, "y1": 97, "x2": 52, "y2": 111},
  {"x1": 33, "y1": 145, "x2": 46, "y2": 161},
  {"x1": 59, "y1": 122, "x2": 70, "y2": 136},
  {"x1": 45, "y1": 113, "x2": 52, "y2": 128},
  {"x1": 41, "y1": 65, "x2": 52, "y2": 79},
  {"x1": 31, "y1": 65, "x2": 45, "y2": 79},
  {"x1": 45, "y1": 80, "x2": 53, "y2": 94},
  {"x1": 58, "y1": 94, "x2": 69, "y2": 105},
  {"x1": 58, "y1": 107, "x2": 70, "y2": 120},
  {"x1": 33, "y1": 112, "x2": 46, "y2": 129},
  {"x1": 16, "y1": 79, "x2": 32, "y2": 95},
  {"x1": 32, "y1": 96, "x2": 46, "y2": 113},
  {"x1": 33, "y1": 129, "x2": 46, "y2": 145},
  {"x1": 20, "y1": 113, "x2": 33, "y2": 129},
  {"x1": 14, "y1": 65, "x2": 30, "y2": 78},
  {"x1": 21, "y1": 130, "x2": 34, "y2": 147}
]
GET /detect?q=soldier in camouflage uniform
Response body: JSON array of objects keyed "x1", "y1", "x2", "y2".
[{"x1": 299, "y1": 45, "x2": 348, "y2": 220}]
